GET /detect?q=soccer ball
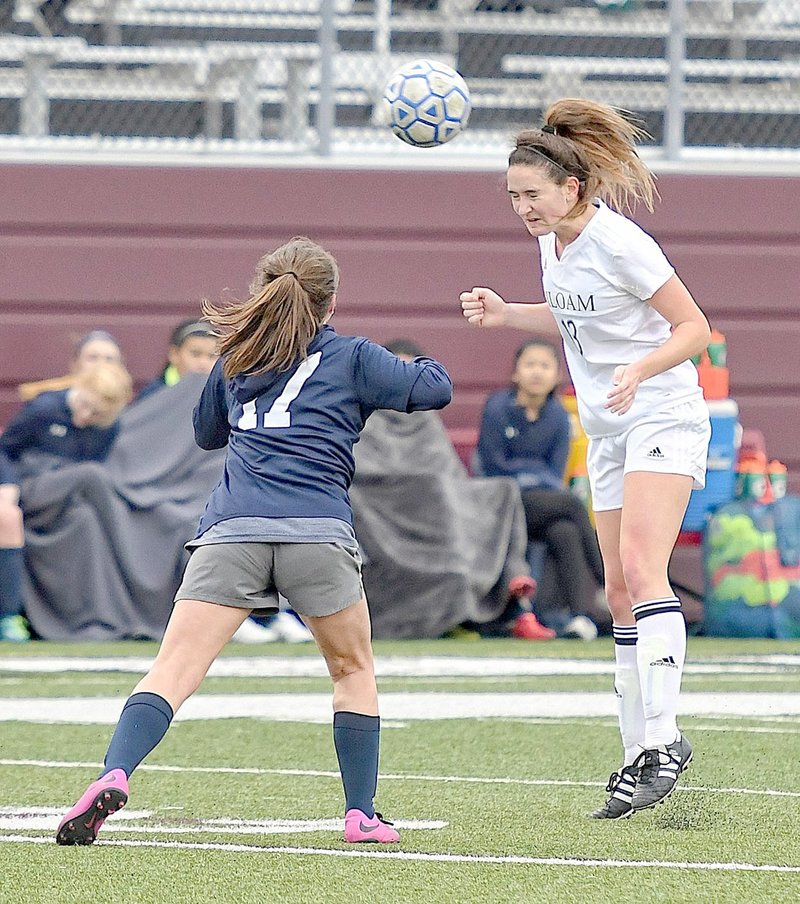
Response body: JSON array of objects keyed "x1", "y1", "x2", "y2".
[{"x1": 382, "y1": 59, "x2": 471, "y2": 148}]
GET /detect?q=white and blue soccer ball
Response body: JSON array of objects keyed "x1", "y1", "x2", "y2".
[{"x1": 382, "y1": 59, "x2": 471, "y2": 148}]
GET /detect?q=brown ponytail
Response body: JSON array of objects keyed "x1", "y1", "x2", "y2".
[
  {"x1": 202, "y1": 236, "x2": 339, "y2": 379},
  {"x1": 509, "y1": 98, "x2": 657, "y2": 214}
]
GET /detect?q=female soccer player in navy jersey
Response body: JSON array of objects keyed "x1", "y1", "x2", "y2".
[
  {"x1": 461, "y1": 99, "x2": 711, "y2": 819},
  {"x1": 56, "y1": 236, "x2": 452, "y2": 846}
]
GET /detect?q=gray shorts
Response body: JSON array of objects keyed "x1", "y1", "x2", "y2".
[{"x1": 174, "y1": 542, "x2": 365, "y2": 618}]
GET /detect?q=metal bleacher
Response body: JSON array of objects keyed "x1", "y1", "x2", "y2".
[{"x1": 6, "y1": 0, "x2": 800, "y2": 154}]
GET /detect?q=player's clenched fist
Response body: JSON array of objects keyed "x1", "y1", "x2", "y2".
[{"x1": 460, "y1": 287, "x2": 507, "y2": 328}]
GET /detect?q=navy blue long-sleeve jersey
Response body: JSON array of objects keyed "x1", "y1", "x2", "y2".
[
  {"x1": 193, "y1": 325, "x2": 452, "y2": 534},
  {"x1": 476, "y1": 389, "x2": 570, "y2": 491},
  {"x1": 0, "y1": 390, "x2": 119, "y2": 467}
]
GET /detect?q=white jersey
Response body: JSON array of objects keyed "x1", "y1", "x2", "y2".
[{"x1": 538, "y1": 200, "x2": 703, "y2": 439}]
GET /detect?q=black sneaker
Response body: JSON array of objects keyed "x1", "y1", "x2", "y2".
[
  {"x1": 590, "y1": 765, "x2": 638, "y2": 819},
  {"x1": 630, "y1": 732, "x2": 693, "y2": 811}
]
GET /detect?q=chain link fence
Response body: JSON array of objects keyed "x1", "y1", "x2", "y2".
[{"x1": 2, "y1": 0, "x2": 799, "y2": 160}]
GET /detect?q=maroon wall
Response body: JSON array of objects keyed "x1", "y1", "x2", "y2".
[{"x1": 1, "y1": 163, "x2": 799, "y2": 486}]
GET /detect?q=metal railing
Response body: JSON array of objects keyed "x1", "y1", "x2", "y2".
[{"x1": 3, "y1": 0, "x2": 800, "y2": 165}]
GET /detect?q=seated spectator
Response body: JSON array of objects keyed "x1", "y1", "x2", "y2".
[
  {"x1": 475, "y1": 338, "x2": 608, "y2": 638},
  {"x1": 137, "y1": 319, "x2": 218, "y2": 401},
  {"x1": 0, "y1": 361, "x2": 133, "y2": 642},
  {"x1": 11, "y1": 372, "x2": 227, "y2": 642},
  {"x1": 350, "y1": 338, "x2": 552, "y2": 640},
  {"x1": 3, "y1": 362, "x2": 133, "y2": 476},
  {"x1": 19, "y1": 330, "x2": 124, "y2": 402}
]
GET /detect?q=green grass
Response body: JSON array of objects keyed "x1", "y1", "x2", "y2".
[
  {"x1": 1, "y1": 638, "x2": 799, "y2": 904},
  {"x1": 5, "y1": 636, "x2": 800, "y2": 658}
]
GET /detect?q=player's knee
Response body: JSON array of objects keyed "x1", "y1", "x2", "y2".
[
  {"x1": 619, "y1": 547, "x2": 657, "y2": 601},
  {"x1": 326, "y1": 649, "x2": 373, "y2": 684}
]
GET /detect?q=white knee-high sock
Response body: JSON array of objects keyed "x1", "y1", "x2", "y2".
[
  {"x1": 632, "y1": 597, "x2": 686, "y2": 748},
  {"x1": 613, "y1": 624, "x2": 645, "y2": 766}
]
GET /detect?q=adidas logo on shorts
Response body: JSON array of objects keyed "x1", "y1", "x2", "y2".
[{"x1": 646, "y1": 446, "x2": 666, "y2": 459}]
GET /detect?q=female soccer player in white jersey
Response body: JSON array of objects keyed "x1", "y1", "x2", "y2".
[
  {"x1": 461, "y1": 99, "x2": 711, "y2": 818},
  {"x1": 56, "y1": 236, "x2": 452, "y2": 846}
]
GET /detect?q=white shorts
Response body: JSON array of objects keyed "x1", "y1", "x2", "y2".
[{"x1": 587, "y1": 398, "x2": 711, "y2": 512}]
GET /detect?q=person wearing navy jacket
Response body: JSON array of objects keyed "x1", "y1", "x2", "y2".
[
  {"x1": 0, "y1": 361, "x2": 133, "y2": 643},
  {"x1": 56, "y1": 236, "x2": 452, "y2": 848},
  {"x1": 475, "y1": 338, "x2": 606, "y2": 639}
]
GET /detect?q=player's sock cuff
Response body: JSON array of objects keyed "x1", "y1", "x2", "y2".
[
  {"x1": 612, "y1": 624, "x2": 638, "y2": 645},
  {"x1": 632, "y1": 597, "x2": 681, "y2": 621}
]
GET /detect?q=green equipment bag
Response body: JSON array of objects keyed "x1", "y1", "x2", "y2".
[{"x1": 702, "y1": 496, "x2": 800, "y2": 638}]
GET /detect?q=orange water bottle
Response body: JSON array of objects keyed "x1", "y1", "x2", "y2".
[{"x1": 696, "y1": 329, "x2": 729, "y2": 400}]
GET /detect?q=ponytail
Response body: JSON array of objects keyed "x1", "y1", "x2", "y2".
[
  {"x1": 202, "y1": 237, "x2": 339, "y2": 379},
  {"x1": 509, "y1": 98, "x2": 657, "y2": 214}
]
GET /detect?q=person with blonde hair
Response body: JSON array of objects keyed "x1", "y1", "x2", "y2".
[
  {"x1": 18, "y1": 330, "x2": 124, "y2": 402},
  {"x1": 0, "y1": 360, "x2": 133, "y2": 642},
  {"x1": 461, "y1": 99, "x2": 711, "y2": 818},
  {"x1": 56, "y1": 236, "x2": 452, "y2": 847}
]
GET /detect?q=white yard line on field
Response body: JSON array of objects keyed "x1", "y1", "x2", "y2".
[
  {"x1": 3, "y1": 692, "x2": 800, "y2": 723},
  {"x1": 2, "y1": 758, "x2": 799, "y2": 799},
  {"x1": 0, "y1": 833, "x2": 798, "y2": 872},
  {"x1": 0, "y1": 808, "x2": 446, "y2": 834},
  {"x1": 501, "y1": 717, "x2": 800, "y2": 734},
  {"x1": 0, "y1": 655, "x2": 798, "y2": 678}
]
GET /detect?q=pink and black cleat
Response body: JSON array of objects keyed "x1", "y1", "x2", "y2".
[
  {"x1": 55, "y1": 769, "x2": 129, "y2": 846},
  {"x1": 344, "y1": 809, "x2": 400, "y2": 844}
]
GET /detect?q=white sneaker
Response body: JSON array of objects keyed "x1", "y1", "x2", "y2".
[
  {"x1": 562, "y1": 615, "x2": 599, "y2": 641},
  {"x1": 231, "y1": 617, "x2": 280, "y2": 644},
  {"x1": 273, "y1": 611, "x2": 314, "y2": 643}
]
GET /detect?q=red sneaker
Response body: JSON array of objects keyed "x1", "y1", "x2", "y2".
[
  {"x1": 511, "y1": 612, "x2": 556, "y2": 640},
  {"x1": 508, "y1": 575, "x2": 537, "y2": 599}
]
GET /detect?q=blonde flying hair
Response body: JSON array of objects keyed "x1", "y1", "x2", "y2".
[
  {"x1": 203, "y1": 236, "x2": 339, "y2": 380},
  {"x1": 509, "y1": 98, "x2": 657, "y2": 214}
]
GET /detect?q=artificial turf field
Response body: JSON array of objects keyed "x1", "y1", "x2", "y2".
[{"x1": 1, "y1": 637, "x2": 798, "y2": 904}]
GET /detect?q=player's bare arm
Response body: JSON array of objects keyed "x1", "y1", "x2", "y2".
[
  {"x1": 605, "y1": 275, "x2": 711, "y2": 415},
  {"x1": 460, "y1": 287, "x2": 559, "y2": 335}
]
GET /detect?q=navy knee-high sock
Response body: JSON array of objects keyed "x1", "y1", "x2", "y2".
[
  {"x1": 333, "y1": 711, "x2": 380, "y2": 817},
  {"x1": 102, "y1": 692, "x2": 174, "y2": 778},
  {"x1": 0, "y1": 547, "x2": 24, "y2": 618}
]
